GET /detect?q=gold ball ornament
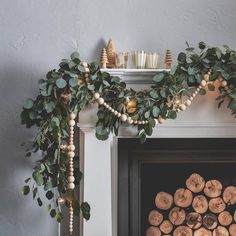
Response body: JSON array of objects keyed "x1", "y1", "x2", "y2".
[{"x1": 126, "y1": 98, "x2": 137, "y2": 114}]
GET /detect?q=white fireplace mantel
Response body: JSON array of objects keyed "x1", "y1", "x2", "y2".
[{"x1": 78, "y1": 69, "x2": 236, "y2": 236}]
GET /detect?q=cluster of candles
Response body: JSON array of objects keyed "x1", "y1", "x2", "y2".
[{"x1": 116, "y1": 51, "x2": 160, "y2": 69}]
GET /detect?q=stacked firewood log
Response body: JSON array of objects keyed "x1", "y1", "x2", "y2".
[{"x1": 146, "y1": 173, "x2": 236, "y2": 236}]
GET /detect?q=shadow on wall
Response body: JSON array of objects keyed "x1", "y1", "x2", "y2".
[
  {"x1": 0, "y1": 64, "x2": 58, "y2": 236},
  {"x1": 89, "y1": 38, "x2": 107, "y2": 62}
]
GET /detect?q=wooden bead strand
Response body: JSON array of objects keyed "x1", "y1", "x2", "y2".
[
  {"x1": 67, "y1": 112, "x2": 76, "y2": 236},
  {"x1": 69, "y1": 201, "x2": 74, "y2": 235}
]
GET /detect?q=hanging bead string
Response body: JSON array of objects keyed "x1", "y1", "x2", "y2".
[{"x1": 67, "y1": 112, "x2": 76, "y2": 235}]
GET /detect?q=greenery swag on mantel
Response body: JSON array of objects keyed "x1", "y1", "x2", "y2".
[{"x1": 21, "y1": 42, "x2": 236, "y2": 223}]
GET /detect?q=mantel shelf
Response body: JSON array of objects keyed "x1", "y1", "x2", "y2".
[{"x1": 100, "y1": 68, "x2": 170, "y2": 84}]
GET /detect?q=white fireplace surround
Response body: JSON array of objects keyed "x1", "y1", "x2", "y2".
[{"x1": 77, "y1": 69, "x2": 236, "y2": 236}]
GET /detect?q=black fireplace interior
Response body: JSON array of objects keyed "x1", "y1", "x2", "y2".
[{"x1": 118, "y1": 138, "x2": 236, "y2": 236}]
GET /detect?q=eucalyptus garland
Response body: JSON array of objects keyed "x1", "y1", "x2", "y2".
[{"x1": 21, "y1": 42, "x2": 236, "y2": 222}]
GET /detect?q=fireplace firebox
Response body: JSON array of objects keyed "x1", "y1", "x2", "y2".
[{"x1": 118, "y1": 138, "x2": 236, "y2": 236}]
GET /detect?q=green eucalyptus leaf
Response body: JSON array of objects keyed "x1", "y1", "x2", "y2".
[
  {"x1": 153, "y1": 73, "x2": 165, "y2": 83},
  {"x1": 152, "y1": 106, "x2": 160, "y2": 117},
  {"x1": 50, "y1": 209, "x2": 56, "y2": 218},
  {"x1": 22, "y1": 185, "x2": 30, "y2": 195},
  {"x1": 71, "y1": 52, "x2": 80, "y2": 60},
  {"x1": 23, "y1": 99, "x2": 34, "y2": 109},
  {"x1": 46, "y1": 191, "x2": 54, "y2": 200},
  {"x1": 69, "y1": 78, "x2": 78, "y2": 87},
  {"x1": 229, "y1": 100, "x2": 236, "y2": 111},
  {"x1": 178, "y1": 52, "x2": 186, "y2": 63},
  {"x1": 199, "y1": 88, "x2": 206, "y2": 96},
  {"x1": 56, "y1": 78, "x2": 67, "y2": 89},
  {"x1": 81, "y1": 202, "x2": 91, "y2": 220},
  {"x1": 199, "y1": 41, "x2": 206, "y2": 50},
  {"x1": 37, "y1": 197, "x2": 43, "y2": 207},
  {"x1": 208, "y1": 84, "x2": 215, "y2": 91},
  {"x1": 32, "y1": 171, "x2": 44, "y2": 186}
]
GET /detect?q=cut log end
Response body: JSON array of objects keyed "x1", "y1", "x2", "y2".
[
  {"x1": 192, "y1": 195, "x2": 208, "y2": 214},
  {"x1": 213, "y1": 226, "x2": 229, "y2": 236},
  {"x1": 194, "y1": 227, "x2": 212, "y2": 236},
  {"x1": 148, "y1": 210, "x2": 163, "y2": 226},
  {"x1": 209, "y1": 197, "x2": 226, "y2": 214},
  {"x1": 155, "y1": 192, "x2": 173, "y2": 210},
  {"x1": 204, "y1": 179, "x2": 222, "y2": 198},
  {"x1": 169, "y1": 207, "x2": 186, "y2": 225},
  {"x1": 203, "y1": 213, "x2": 218, "y2": 230},
  {"x1": 218, "y1": 211, "x2": 232, "y2": 226},
  {"x1": 223, "y1": 186, "x2": 236, "y2": 205},
  {"x1": 146, "y1": 226, "x2": 161, "y2": 236},
  {"x1": 173, "y1": 226, "x2": 193, "y2": 236},
  {"x1": 174, "y1": 188, "x2": 193, "y2": 208},
  {"x1": 186, "y1": 212, "x2": 202, "y2": 229},
  {"x1": 186, "y1": 173, "x2": 205, "y2": 193},
  {"x1": 229, "y1": 224, "x2": 236, "y2": 236},
  {"x1": 160, "y1": 220, "x2": 173, "y2": 234}
]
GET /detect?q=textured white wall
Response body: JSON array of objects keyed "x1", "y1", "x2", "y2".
[{"x1": 0, "y1": 0, "x2": 236, "y2": 235}]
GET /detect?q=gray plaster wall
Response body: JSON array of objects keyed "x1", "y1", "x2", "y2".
[{"x1": 0, "y1": 0, "x2": 236, "y2": 235}]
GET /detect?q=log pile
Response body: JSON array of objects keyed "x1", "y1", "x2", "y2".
[{"x1": 146, "y1": 173, "x2": 236, "y2": 236}]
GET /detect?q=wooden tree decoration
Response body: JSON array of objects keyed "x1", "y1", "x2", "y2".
[
  {"x1": 100, "y1": 48, "x2": 108, "y2": 69},
  {"x1": 106, "y1": 38, "x2": 116, "y2": 68},
  {"x1": 165, "y1": 49, "x2": 173, "y2": 69}
]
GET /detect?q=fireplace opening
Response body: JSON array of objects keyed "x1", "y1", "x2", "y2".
[{"x1": 118, "y1": 138, "x2": 236, "y2": 236}]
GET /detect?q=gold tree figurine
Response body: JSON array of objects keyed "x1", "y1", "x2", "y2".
[
  {"x1": 100, "y1": 48, "x2": 108, "y2": 69},
  {"x1": 165, "y1": 49, "x2": 173, "y2": 69},
  {"x1": 106, "y1": 38, "x2": 116, "y2": 68}
]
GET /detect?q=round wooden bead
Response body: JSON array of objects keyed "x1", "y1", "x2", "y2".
[
  {"x1": 192, "y1": 93, "x2": 196, "y2": 98},
  {"x1": 94, "y1": 92, "x2": 100, "y2": 99},
  {"x1": 68, "y1": 176, "x2": 75, "y2": 183},
  {"x1": 198, "y1": 85, "x2": 202, "y2": 89},
  {"x1": 97, "y1": 98, "x2": 104, "y2": 105},
  {"x1": 69, "y1": 120, "x2": 75, "y2": 127},
  {"x1": 127, "y1": 117, "x2": 133, "y2": 124},
  {"x1": 108, "y1": 107, "x2": 112, "y2": 111},
  {"x1": 176, "y1": 108, "x2": 181, "y2": 113},
  {"x1": 222, "y1": 80, "x2": 227, "y2": 87},
  {"x1": 134, "y1": 120, "x2": 138, "y2": 124},
  {"x1": 68, "y1": 145, "x2": 75, "y2": 151},
  {"x1": 179, "y1": 104, "x2": 187, "y2": 111},
  {"x1": 117, "y1": 113, "x2": 121, "y2": 118},
  {"x1": 120, "y1": 114, "x2": 127, "y2": 122},
  {"x1": 114, "y1": 111, "x2": 118, "y2": 116},
  {"x1": 204, "y1": 74, "x2": 210, "y2": 81},
  {"x1": 81, "y1": 62, "x2": 88, "y2": 67},
  {"x1": 200, "y1": 80, "x2": 207, "y2": 87},
  {"x1": 68, "y1": 151, "x2": 75, "y2": 158},
  {"x1": 142, "y1": 121, "x2": 145, "y2": 125},
  {"x1": 189, "y1": 96, "x2": 193, "y2": 101},
  {"x1": 111, "y1": 109, "x2": 115, "y2": 113},
  {"x1": 84, "y1": 67, "x2": 90, "y2": 72},
  {"x1": 185, "y1": 99, "x2": 192, "y2": 106},
  {"x1": 158, "y1": 117, "x2": 165, "y2": 124},
  {"x1": 67, "y1": 183, "x2": 75, "y2": 189},
  {"x1": 70, "y1": 113, "x2": 76, "y2": 120}
]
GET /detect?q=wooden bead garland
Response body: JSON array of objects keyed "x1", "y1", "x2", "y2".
[{"x1": 67, "y1": 112, "x2": 76, "y2": 235}]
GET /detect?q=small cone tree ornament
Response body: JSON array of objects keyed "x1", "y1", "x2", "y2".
[
  {"x1": 165, "y1": 49, "x2": 173, "y2": 69},
  {"x1": 100, "y1": 48, "x2": 108, "y2": 69},
  {"x1": 106, "y1": 38, "x2": 116, "y2": 68}
]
